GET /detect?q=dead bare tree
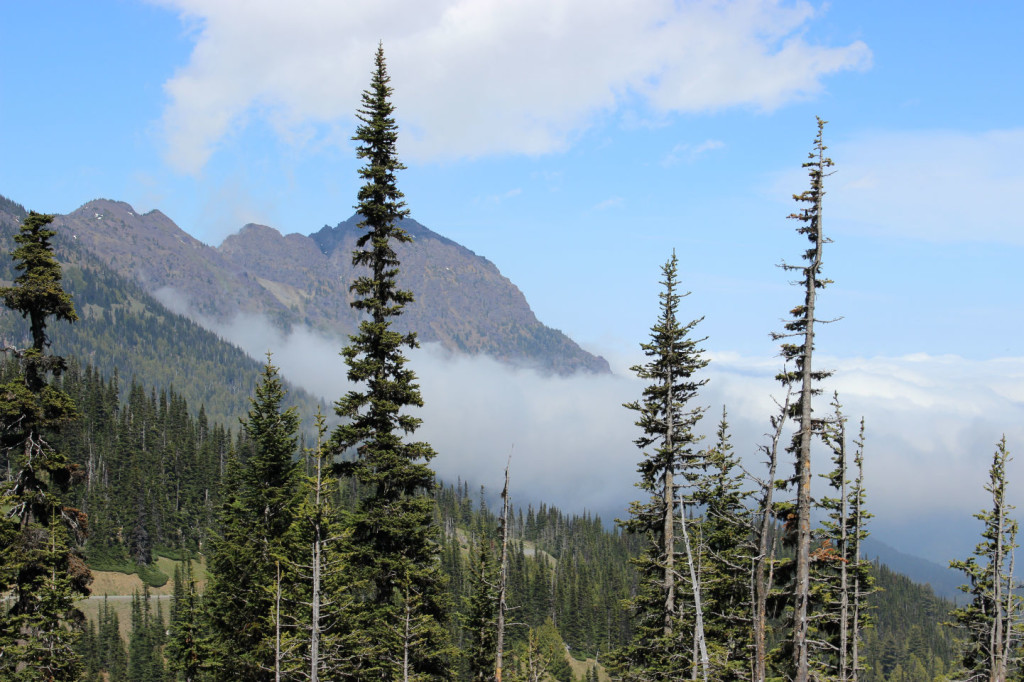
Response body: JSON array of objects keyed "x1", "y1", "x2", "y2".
[
  {"x1": 496, "y1": 455, "x2": 511, "y2": 682},
  {"x1": 749, "y1": 387, "x2": 792, "y2": 682}
]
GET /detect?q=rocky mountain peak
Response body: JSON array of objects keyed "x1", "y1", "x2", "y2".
[{"x1": 49, "y1": 199, "x2": 609, "y2": 375}]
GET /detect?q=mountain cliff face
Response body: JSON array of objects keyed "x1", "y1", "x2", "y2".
[{"x1": 55, "y1": 199, "x2": 609, "y2": 374}]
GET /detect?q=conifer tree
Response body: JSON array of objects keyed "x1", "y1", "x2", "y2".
[
  {"x1": 204, "y1": 356, "x2": 301, "y2": 680},
  {"x1": 96, "y1": 595, "x2": 128, "y2": 681},
  {"x1": 330, "y1": 43, "x2": 450, "y2": 679},
  {"x1": 816, "y1": 395, "x2": 874, "y2": 681},
  {"x1": 612, "y1": 252, "x2": 708, "y2": 680},
  {"x1": 168, "y1": 557, "x2": 208, "y2": 682},
  {"x1": 848, "y1": 419, "x2": 874, "y2": 682},
  {"x1": 128, "y1": 585, "x2": 166, "y2": 681},
  {"x1": 772, "y1": 118, "x2": 834, "y2": 681},
  {"x1": 696, "y1": 408, "x2": 753, "y2": 680},
  {"x1": 465, "y1": 537, "x2": 498, "y2": 681},
  {"x1": 0, "y1": 211, "x2": 91, "y2": 680},
  {"x1": 949, "y1": 437, "x2": 1022, "y2": 681},
  {"x1": 279, "y1": 411, "x2": 362, "y2": 681}
]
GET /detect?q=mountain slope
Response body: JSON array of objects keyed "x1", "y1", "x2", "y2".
[
  {"x1": 55, "y1": 199, "x2": 609, "y2": 375},
  {"x1": 0, "y1": 195, "x2": 324, "y2": 428}
]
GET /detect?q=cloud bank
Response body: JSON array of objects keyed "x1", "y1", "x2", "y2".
[
  {"x1": 176, "y1": 298, "x2": 1024, "y2": 563},
  {"x1": 155, "y1": 0, "x2": 869, "y2": 172}
]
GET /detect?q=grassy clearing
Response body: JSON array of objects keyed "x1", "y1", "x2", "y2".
[
  {"x1": 78, "y1": 594, "x2": 171, "y2": 641},
  {"x1": 79, "y1": 556, "x2": 206, "y2": 638},
  {"x1": 567, "y1": 654, "x2": 610, "y2": 682},
  {"x1": 87, "y1": 556, "x2": 205, "y2": 597}
]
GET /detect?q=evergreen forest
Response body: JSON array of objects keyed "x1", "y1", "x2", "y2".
[{"x1": 1, "y1": 47, "x2": 1019, "y2": 682}]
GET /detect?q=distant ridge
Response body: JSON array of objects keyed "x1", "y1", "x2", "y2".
[
  {"x1": 55, "y1": 199, "x2": 609, "y2": 375},
  {"x1": 0, "y1": 194, "x2": 325, "y2": 429},
  {"x1": 862, "y1": 536, "x2": 962, "y2": 602}
]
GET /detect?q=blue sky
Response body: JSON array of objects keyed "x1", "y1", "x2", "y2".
[{"x1": 3, "y1": 1, "x2": 1023, "y2": 561}]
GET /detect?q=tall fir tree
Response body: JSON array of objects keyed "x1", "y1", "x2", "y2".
[
  {"x1": 0, "y1": 211, "x2": 92, "y2": 680},
  {"x1": 330, "y1": 43, "x2": 450, "y2": 679},
  {"x1": 949, "y1": 437, "x2": 1022, "y2": 681},
  {"x1": 611, "y1": 252, "x2": 708, "y2": 680},
  {"x1": 772, "y1": 117, "x2": 834, "y2": 682},
  {"x1": 204, "y1": 356, "x2": 302, "y2": 680}
]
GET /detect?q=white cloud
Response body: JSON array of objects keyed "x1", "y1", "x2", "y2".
[
  {"x1": 772, "y1": 128, "x2": 1024, "y2": 244},
  {"x1": 594, "y1": 196, "x2": 624, "y2": 211},
  {"x1": 153, "y1": 291, "x2": 1021, "y2": 561},
  {"x1": 710, "y1": 351, "x2": 1024, "y2": 560},
  {"x1": 154, "y1": 0, "x2": 869, "y2": 172},
  {"x1": 662, "y1": 138, "x2": 725, "y2": 166},
  {"x1": 483, "y1": 187, "x2": 522, "y2": 204}
]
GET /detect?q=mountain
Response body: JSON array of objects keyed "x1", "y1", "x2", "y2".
[
  {"x1": 54, "y1": 199, "x2": 610, "y2": 375},
  {"x1": 0, "y1": 195, "x2": 325, "y2": 429},
  {"x1": 862, "y1": 536, "x2": 963, "y2": 602}
]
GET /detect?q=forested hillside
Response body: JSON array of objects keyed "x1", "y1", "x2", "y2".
[
  {"x1": 0, "y1": 194, "x2": 325, "y2": 429},
  {"x1": 0, "y1": 347, "x2": 964, "y2": 680}
]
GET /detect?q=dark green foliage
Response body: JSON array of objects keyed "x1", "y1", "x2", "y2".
[
  {"x1": 696, "y1": 409, "x2": 755, "y2": 680},
  {"x1": 611, "y1": 252, "x2": 709, "y2": 680},
  {"x1": 276, "y1": 411, "x2": 363, "y2": 680},
  {"x1": 0, "y1": 211, "x2": 91, "y2": 680},
  {"x1": 167, "y1": 558, "x2": 209, "y2": 682},
  {"x1": 82, "y1": 596, "x2": 128, "y2": 681},
  {"x1": 128, "y1": 585, "x2": 167, "y2": 681},
  {"x1": 464, "y1": 537, "x2": 499, "y2": 681},
  {"x1": 433, "y1": 482, "x2": 637, "y2": 671},
  {"x1": 1, "y1": 212, "x2": 77, "y2": 387},
  {"x1": 204, "y1": 358, "x2": 302, "y2": 680},
  {"x1": 46, "y1": 358, "x2": 232, "y2": 571},
  {"x1": 948, "y1": 437, "x2": 1022, "y2": 680},
  {"x1": 330, "y1": 44, "x2": 451, "y2": 679},
  {"x1": 505, "y1": 620, "x2": 573, "y2": 682},
  {"x1": 859, "y1": 563, "x2": 957, "y2": 681}
]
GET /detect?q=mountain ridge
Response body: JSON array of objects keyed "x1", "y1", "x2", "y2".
[{"x1": 55, "y1": 198, "x2": 609, "y2": 375}]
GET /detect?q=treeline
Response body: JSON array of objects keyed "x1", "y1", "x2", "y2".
[{"x1": 47, "y1": 358, "x2": 230, "y2": 573}]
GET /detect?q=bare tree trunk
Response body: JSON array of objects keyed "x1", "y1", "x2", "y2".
[
  {"x1": 785, "y1": 117, "x2": 831, "y2": 682},
  {"x1": 311, "y1": 523, "x2": 321, "y2": 682},
  {"x1": 753, "y1": 390, "x2": 789, "y2": 682},
  {"x1": 403, "y1": 591, "x2": 412, "y2": 682},
  {"x1": 992, "y1": 447, "x2": 1009, "y2": 682},
  {"x1": 679, "y1": 503, "x2": 709, "y2": 682},
  {"x1": 310, "y1": 414, "x2": 327, "y2": 682},
  {"x1": 1000, "y1": 546, "x2": 1015, "y2": 682},
  {"x1": 992, "y1": 460, "x2": 1006, "y2": 682},
  {"x1": 793, "y1": 291, "x2": 817, "y2": 682},
  {"x1": 275, "y1": 561, "x2": 282, "y2": 682},
  {"x1": 851, "y1": 419, "x2": 866, "y2": 682},
  {"x1": 496, "y1": 457, "x2": 511, "y2": 682},
  {"x1": 838, "y1": 415, "x2": 850, "y2": 682},
  {"x1": 664, "y1": 371, "x2": 676, "y2": 638}
]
